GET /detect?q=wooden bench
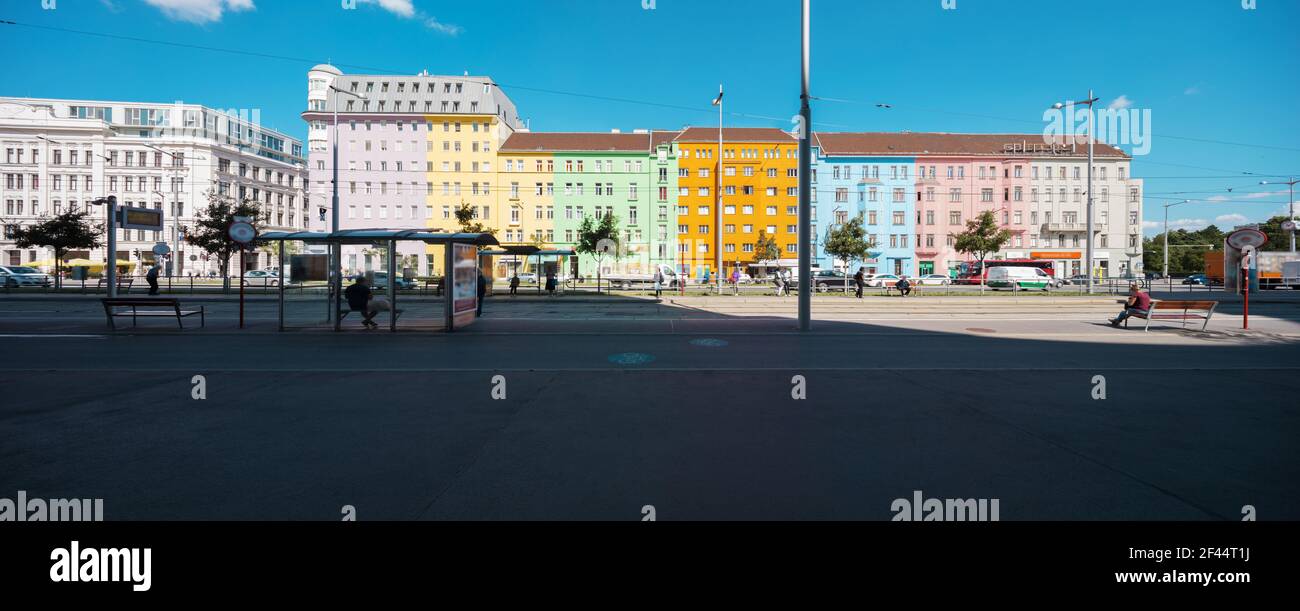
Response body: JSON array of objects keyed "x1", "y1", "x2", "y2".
[
  {"x1": 101, "y1": 298, "x2": 204, "y2": 330},
  {"x1": 339, "y1": 308, "x2": 404, "y2": 322},
  {"x1": 883, "y1": 284, "x2": 917, "y2": 296},
  {"x1": 1124, "y1": 299, "x2": 1218, "y2": 332},
  {"x1": 96, "y1": 277, "x2": 135, "y2": 294}
]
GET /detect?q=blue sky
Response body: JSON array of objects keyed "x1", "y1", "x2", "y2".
[{"x1": 3, "y1": 0, "x2": 1297, "y2": 233}]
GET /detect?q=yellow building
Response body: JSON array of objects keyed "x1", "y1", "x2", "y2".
[
  {"x1": 493, "y1": 146, "x2": 556, "y2": 276},
  {"x1": 673, "y1": 127, "x2": 799, "y2": 280}
]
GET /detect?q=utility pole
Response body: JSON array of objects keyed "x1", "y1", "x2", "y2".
[{"x1": 798, "y1": 0, "x2": 812, "y2": 331}]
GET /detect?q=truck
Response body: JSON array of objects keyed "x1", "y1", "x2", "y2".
[
  {"x1": 1205, "y1": 251, "x2": 1300, "y2": 289},
  {"x1": 603, "y1": 264, "x2": 683, "y2": 290}
]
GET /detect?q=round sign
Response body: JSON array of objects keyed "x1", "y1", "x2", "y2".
[
  {"x1": 596, "y1": 238, "x2": 617, "y2": 255},
  {"x1": 189, "y1": 255, "x2": 198, "y2": 262},
  {"x1": 228, "y1": 221, "x2": 257, "y2": 244},
  {"x1": 152, "y1": 243, "x2": 170, "y2": 256},
  {"x1": 1283, "y1": 220, "x2": 1298, "y2": 232},
  {"x1": 1226, "y1": 228, "x2": 1268, "y2": 250}
]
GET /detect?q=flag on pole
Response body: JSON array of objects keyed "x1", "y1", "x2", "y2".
[{"x1": 712, "y1": 86, "x2": 723, "y2": 106}]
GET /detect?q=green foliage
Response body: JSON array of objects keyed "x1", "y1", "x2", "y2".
[
  {"x1": 11, "y1": 209, "x2": 103, "y2": 288},
  {"x1": 952, "y1": 210, "x2": 1013, "y2": 265},
  {"x1": 1143, "y1": 224, "x2": 1224, "y2": 275},
  {"x1": 753, "y1": 230, "x2": 780, "y2": 265},
  {"x1": 823, "y1": 217, "x2": 874, "y2": 268},
  {"x1": 575, "y1": 213, "x2": 621, "y2": 261},
  {"x1": 188, "y1": 190, "x2": 261, "y2": 280}
]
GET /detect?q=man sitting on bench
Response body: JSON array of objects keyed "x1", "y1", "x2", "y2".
[
  {"x1": 344, "y1": 276, "x2": 378, "y2": 329},
  {"x1": 1109, "y1": 283, "x2": 1151, "y2": 327}
]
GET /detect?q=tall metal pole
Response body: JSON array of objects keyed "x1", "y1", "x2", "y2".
[
  {"x1": 1290, "y1": 177, "x2": 1295, "y2": 253},
  {"x1": 106, "y1": 196, "x2": 117, "y2": 298},
  {"x1": 1163, "y1": 204, "x2": 1170, "y2": 279},
  {"x1": 1085, "y1": 88, "x2": 1095, "y2": 295},
  {"x1": 331, "y1": 89, "x2": 342, "y2": 331},
  {"x1": 798, "y1": 0, "x2": 812, "y2": 331},
  {"x1": 716, "y1": 84, "x2": 723, "y2": 294}
]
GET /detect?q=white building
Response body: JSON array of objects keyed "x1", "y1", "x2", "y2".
[{"x1": 0, "y1": 97, "x2": 308, "y2": 276}]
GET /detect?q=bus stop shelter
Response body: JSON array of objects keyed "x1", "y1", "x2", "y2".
[
  {"x1": 257, "y1": 229, "x2": 498, "y2": 332},
  {"x1": 480, "y1": 246, "x2": 577, "y2": 293}
]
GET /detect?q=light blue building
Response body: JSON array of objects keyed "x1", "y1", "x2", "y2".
[{"x1": 813, "y1": 144, "x2": 916, "y2": 276}]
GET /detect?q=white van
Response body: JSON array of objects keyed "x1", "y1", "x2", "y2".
[{"x1": 986, "y1": 266, "x2": 1053, "y2": 291}]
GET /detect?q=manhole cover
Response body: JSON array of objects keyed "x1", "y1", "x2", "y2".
[
  {"x1": 966, "y1": 328, "x2": 997, "y2": 334},
  {"x1": 608, "y1": 352, "x2": 655, "y2": 365},
  {"x1": 689, "y1": 338, "x2": 729, "y2": 347}
]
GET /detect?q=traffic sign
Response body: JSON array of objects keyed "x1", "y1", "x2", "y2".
[
  {"x1": 152, "y1": 243, "x2": 171, "y2": 256},
  {"x1": 1283, "y1": 220, "x2": 1297, "y2": 232}
]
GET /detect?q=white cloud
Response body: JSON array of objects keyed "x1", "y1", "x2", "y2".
[
  {"x1": 424, "y1": 17, "x2": 463, "y2": 35},
  {"x1": 142, "y1": 0, "x2": 254, "y2": 24},
  {"x1": 358, "y1": 0, "x2": 415, "y2": 18},
  {"x1": 1144, "y1": 218, "x2": 1209, "y2": 232},
  {"x1": 1184, "y1": 86, "x2": 1200, "y2": 95},
  {"x1": 356, "y1": 0, "x2": 463, "y2": 36},
  {"x1": 1215, "y1": 214, "x2": 1249, "y2": 225},
  {"x1": 1108, "y1": 95, "x2": 1133, "y2": 110}
]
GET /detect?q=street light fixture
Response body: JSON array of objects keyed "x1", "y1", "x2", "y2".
[
  {"x1": 1051, "y1": 92, "x2": 1101, "y2": 293},
  {"x1": 327, "y1": 85, "x2": 366, "y2": 329},
  {"x1": 1259, "y1": 178, "x2": 1297, "y2": 253},
  {"x1": 1163, "y1": 199, "x2": 1191, "y2": 281}
]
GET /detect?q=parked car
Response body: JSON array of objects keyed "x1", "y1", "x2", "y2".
[
  {"x1": 513, "y1": 272, "x2": 538, "y2": 284},
  {"x1": 865, "y1": 273, "x2": 902, "y2": 287},
  {"x1": 0, "y1": 265, "x2": 53, "y2": 287},
  {"x1": 365, "y1": 271, "x2": 418, "y2": 290},
  {"x1": 1065, "y1": 274, "x2": 1090, "y2": 286},
  {"x1": 241, "y1": 270, "x2": 281, "y2": 287},
  {"x1": 810, "y1": 270, "x2": 853, "y2": 292},
  {"x1": 915, "y1": 274, "x2": 952, "y2": 286},
  {"x1": 987, "y1": 266, "x2": 1053, "y2": 291}
]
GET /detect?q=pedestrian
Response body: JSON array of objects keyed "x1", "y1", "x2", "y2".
[
  {"x1": 730, "y1": 268, "x2": 741, "y2": 296},
  {"x1": 477, "y1": 269, "x2": 488, "y2": 317},
  {"x1": 545, "y1": 272, "x2": 557, "y2": 295},
  {"x1": 343, "y1": 275, "x2": 377, "y2": 329},
  {"x1": 773, "y1": 270, "x2": 785, "y2": 296},
  {"x1": 854, "y1": 267, "x2": 865, "y2": 299},
  {"x1": 703, "y1": 268, "x2": 711, "y2": 287},
  {"x1": 1109, "y1": 283, "x2": 1152, "y2": 327},
  {"x1": 145, "y1": 262, "x2": 161, "y2": 295},
  {"x1": 653, "y1": 268, "x2": 663, "y2": 298},
  {"x1": 509, "y1": 273, "x2": 520, "y2": 296}
]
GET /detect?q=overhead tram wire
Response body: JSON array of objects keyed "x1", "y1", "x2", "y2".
[{"x1": 0, "y1": 19, "x2": 843, "y2": 129}]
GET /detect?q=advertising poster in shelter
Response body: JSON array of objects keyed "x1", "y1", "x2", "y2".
[{"x1": 452, "y1": 243, "x2": 478, "y2": 328}]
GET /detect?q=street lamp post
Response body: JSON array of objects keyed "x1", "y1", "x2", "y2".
[
  {"x1": 1163, "y1": 199, "x2": 1190, "y2": 283},
  {"x1": 1052, "y1": 92, "x2": 1100, "y2": 294},
  {"x1": 712, "y1": 84, "x2": 724, "y2": 294},
  {"x1": 328, "y1": 85, "x2": 365, "y2": 329},
  {"x1": 1259, "y1": 178, "x2": 1297, "y2": 253},
  {"x1": 798, "y1": 0, "x2": 813, "y2": 331}
]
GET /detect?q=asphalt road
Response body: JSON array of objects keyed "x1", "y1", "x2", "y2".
[{"x1": 1, "y1": 296, "x2": 1297, "y2": 520}]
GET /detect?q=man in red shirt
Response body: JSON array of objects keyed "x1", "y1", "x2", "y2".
[{"x1": 1109, "y1": 283, "x2": 1152, "y2": 327}]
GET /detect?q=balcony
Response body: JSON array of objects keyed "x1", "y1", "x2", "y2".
[{"x1": 1043, "y1": 221, "x2": 1106, "y2": 233}]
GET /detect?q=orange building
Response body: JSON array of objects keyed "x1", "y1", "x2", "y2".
[{"x1": 673, "y1": 127, "x2": 799, "y2": 280}]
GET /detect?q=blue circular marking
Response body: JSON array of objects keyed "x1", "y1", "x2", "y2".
[
  {"x1": 689, "y1": 338, "x2": 729, "y2": 348},
  {"x1": 608, "y1": 352, "x2": 656, "y2": 365}
]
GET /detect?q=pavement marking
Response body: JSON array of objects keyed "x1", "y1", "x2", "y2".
[
  {"x1": 607, "y1": 352, "x2": 656, "y2": 366},
  {"x1": 0, "y1": 334, "x2": 106, "y2": 339},
  {"x1": 689, "y1": 338, "x2": 730, "y2": 347}
]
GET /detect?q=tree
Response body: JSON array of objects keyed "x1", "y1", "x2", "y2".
[
  {"x1": 1143, "y1": 224, "x2": 1224, "y2": 276},
  {"x1": 11, "y1": 210, "x2": 103, "y2": 289},
  {"x1": 753, "y1": 230, "x2": 781, "y2": 277},
  {"x1": 952, "y1": 210, "x2": 1013, "y2": 287},
  {"x1": 1257, "y1": 215, "x2": 1295, "y2": 252},
  {"x1": 575, "y1": 213, "x2": 620, "y2": 292},
  {"x1": 188, "y1": 190, "x2": 261, "y2": 292},
  {"x1": 823, "y1": 217, "x2": 874, "y2": 290}
]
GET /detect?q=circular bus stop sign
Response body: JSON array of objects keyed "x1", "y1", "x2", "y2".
[
  {"x1": 1226, "y1": 228, "x2": 1267, "y2": 250},
  {"x1": 228, "y1": 221, "x2": 257, "y2": 244}
]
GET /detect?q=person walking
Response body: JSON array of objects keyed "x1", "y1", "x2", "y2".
[
  {"x1": 476, "y1": 269, "x2": 488, "y2": 317},
  {"x1": 145, "y1": 262, "x2": 161, "y2": 295},
  {"x1": 730, "y1": 268, "x2": 741, "y2": 296},
  {"x1": 545, "y1": 272, "x2": 557, "y2": 295},
  {"x1": 773, "y1": 270, "x2": 785, "y2": 297},
  {"x1": 509, "y1": 273, "x2": 520, "y2": 296},
  {"x1": 343, "y1": 275, "x2": 377, "y2": 329},
  {"x1": 653, "y1": 268, "x2": 663, "y2": 298},
  {"x1": 854, "y1": 267, "x2": 865, "y2": 299}
]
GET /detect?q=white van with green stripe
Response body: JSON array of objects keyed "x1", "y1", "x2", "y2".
[{"x1": 986, "y1": 266, "x2": 1053, "y2": 291}]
